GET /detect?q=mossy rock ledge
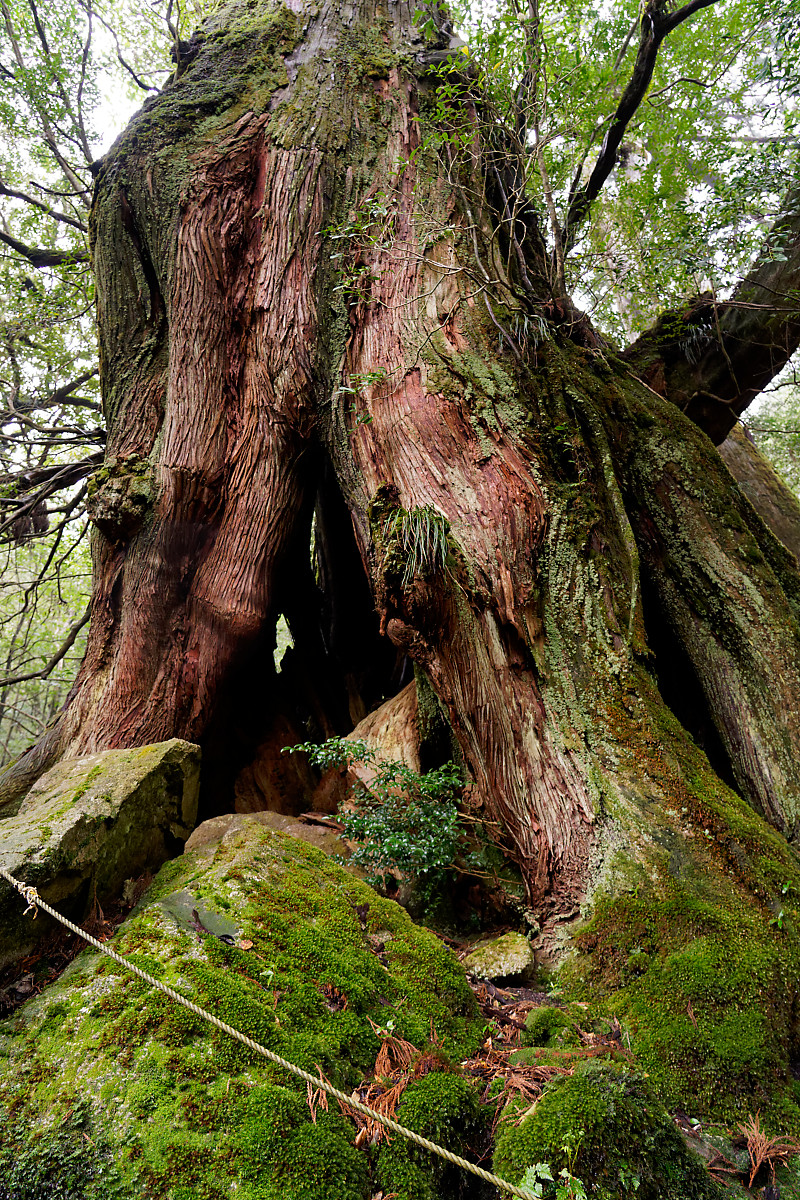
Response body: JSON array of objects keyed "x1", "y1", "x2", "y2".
[
  {"x1": 0, "y1": 821, "x2": 486, "y2": 1199},
  {"x1": 0, "y1": 817, "x2": 780, "y2": 1199},
  {"x1": 0, "y1": 739, "x2": 200, "y2": 973}
]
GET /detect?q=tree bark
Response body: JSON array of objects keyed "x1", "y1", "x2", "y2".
[
  {"x1": 718, "y1": 423, "x2": 800, "y2": 564},
  {"x1": 4, "y1": 0, "x2": 800, "y2": 925}
]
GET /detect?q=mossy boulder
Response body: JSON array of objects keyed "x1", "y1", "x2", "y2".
[
  {"x1": 377, "y1": 1072, "x2": 490, "y2": 1200},
  {"x1": 184, "y1": 810, "x2": 350, "y2": 861},
  {"x1": 522, "y1": 1004, "x2": 583, "y2": 1049},
  {"x1": 0, "y1": 819, "x2": 483, "y2": 1198},
  {"x1": 0, "y1": 739, "x2": 200, "y2": 972},
  {"x1": 494, "y1": 1060, "x2": 723, "y2": 1200},
  {"x1": 463, "y1": 932, "x2": 534, "y2": 982}
]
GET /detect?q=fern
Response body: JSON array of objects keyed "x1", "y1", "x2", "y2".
[{"x1": 382, "y1": 504, "x2": 449, "y2": 588}]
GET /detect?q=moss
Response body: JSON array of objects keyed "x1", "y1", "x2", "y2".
[
  {"x1": 376, "y1": 1072, "x2": 488, "y2": 1200},
  {"x1": 106, "y1": 1, "x2": 300, "y2": 163},
  {"x1": 0, "y1": 1099, "x2": 127, "y2": 1199},
  {"x1": 69, "y1": 763, "x2": 103, "y2": 804},
  {"x1": 232, "y1": 1085, "x2": 369, "y2": 1198},
  {"x1": 555, "y1": 678, "x2": 800, "y2": 1129},
  {"x1": 523, "y1": 1006, "x2": 582, "y2": 1049},
  {"x1": 565, "y1": 875, "x2": 800, "y2": 1127},
  {"x1": 518, "y1": 525, "x2": 800, "y2": 1137},
  {"x1": 0, "y1": 823, "x2": 483, "y2": 1198},
  {"x1": 335, "y1": 19, "x2": 399, "y2": 80},
  {"x1": 493, "y1": 1061, "x2": 722, "y2": 1199}
]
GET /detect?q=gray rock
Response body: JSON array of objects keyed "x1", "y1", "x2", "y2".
[
  {"x1": 185, "y1": 809, "x2": 349, "y2": 861},
  {"x1": 463, "y1": 931, "x2": 535, "y2": 982},
  {"x1": 0, "y1": 738, "x2": 200, "y2": 971}
]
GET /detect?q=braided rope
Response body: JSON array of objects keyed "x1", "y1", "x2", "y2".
[{"x1": 0, "y1": 865, "x2": 537, "y2": 1199}]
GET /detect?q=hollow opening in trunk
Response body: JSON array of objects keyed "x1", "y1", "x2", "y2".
[
  {"x1": 640, "y1": 577, "x2": 740, "y2": 797},
  {"x1": 198, "y1": 461, "x2": 408, "y2": 822}
]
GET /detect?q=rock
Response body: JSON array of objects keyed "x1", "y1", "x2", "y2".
[
  {"x1": 0, "y1": 822, "x2": 482, "y2": 1198},
  {"x1": 463, "y1": 931, "x2": 535, "y2": 982},
  {"x1": 185, "y1": 809, "x2": 350, "y2": 861},
  {"x1": 494, "y1": 1060, "x2": 721, "y2": 1199},
  {"x1": 0, "y1": 738, "x2": 200, "y2": 972}
]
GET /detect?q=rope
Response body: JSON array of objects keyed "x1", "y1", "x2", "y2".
[{"x1": 0, "y1": 865, "x2": 538, "y2": 1200}]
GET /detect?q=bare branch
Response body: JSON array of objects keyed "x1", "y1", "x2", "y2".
[
  {"x1": 0, "y1": 451, "x2": 102, "y2": 502},
  {"x1": 84, "y1": 1, "x2": 160, "y2": 93},
  {"x1": 612, "y1": 15, "x2": 639, "y2": 72},
  {"x1": 563, "y1": 0, "x2": 720, "y2": 251},
  {"x1": 0, "y1": 368, "x2": 99, "y2": 423},
  {"x1": 0, "y1": 181, "x2": 87, "y2": 231},
  {"x1": 0, "y1": 605, "x2": 90, "y2": 689},
  {"x1": 0, "y1": 229, "x2": 88, "y2": 268},
  {"x1": 646, "y1": 75, "x2": 709, "y2": 101}
]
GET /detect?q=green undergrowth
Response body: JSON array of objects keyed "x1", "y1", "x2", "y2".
[
  {"x1": 494, "y1": 1060, "x2": 723, "y2": 1200},
  {"x1": 0, "y1": 823, "x2": 483, "y2": 1199}
]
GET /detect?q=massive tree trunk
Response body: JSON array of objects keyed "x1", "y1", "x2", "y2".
[{"x1": 3, "y1": 0, "x2": 800, "y2": 935}]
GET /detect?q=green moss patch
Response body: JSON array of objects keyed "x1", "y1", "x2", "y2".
[
  {"x1": 554, "y1": 682, "x2": 800, "y2": 1131},
  {"x1": 565, "y1": 872, "x2": 800, "y2": 1129},
  {"x1": 522, "y1": 1004, "x2": 583, "y2": 1049},
  {"x1": 376, "y1": 1072, "x2": 489, "y2": 1200},
  {"x1": 494, "y1": 1060, "x2": 723, "y2": 1200}
]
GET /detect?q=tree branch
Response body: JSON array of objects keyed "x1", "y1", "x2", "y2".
[
  {"x1": 0, "y1": 180, "x2": 87, "y2": 231},
  {"x1": 0, "y1": 451, "x2": 102, "y2": 504},
  {"x1": 0, "y1": 0, "x2": 91, "y2": 200},
  {"x1": 0, "y1": 605, "x2": 90, "y2": 689},
  {"x1": 623, "y1": 182, "x2": 800, "y2": 444},
  {"x1": 83, "y1": 0, "x2": 160, "y2": 93},
  {"x1": 0, "y1": 229, "x2": 88, "y2": 268},
  {"x1": 563, "y1": 0, "x2": 719, "y2": 251},
  {"x1": 0, "y1": 368, "x2": 99, "y2": 422}
]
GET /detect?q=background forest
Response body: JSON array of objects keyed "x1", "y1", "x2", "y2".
[{"x1": 0, "y1": 0, "x2": 797, "y2": 764}]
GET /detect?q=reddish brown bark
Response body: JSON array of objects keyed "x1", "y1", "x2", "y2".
[{"x1": 4, "y1": 0, "x2": 800, "y2": 920}]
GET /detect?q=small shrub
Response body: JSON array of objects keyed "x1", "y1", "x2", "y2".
[{"x1": 288, "y1": 737, "x2": 486, "y2": 910}]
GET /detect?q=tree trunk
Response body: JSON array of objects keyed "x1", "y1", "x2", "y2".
[
  {"x1": 3, "y1": 0, "x2": 800, "y2": 928},
  {"x1": 718, "y1": 423, "x2": 800, "y2": 564}
]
